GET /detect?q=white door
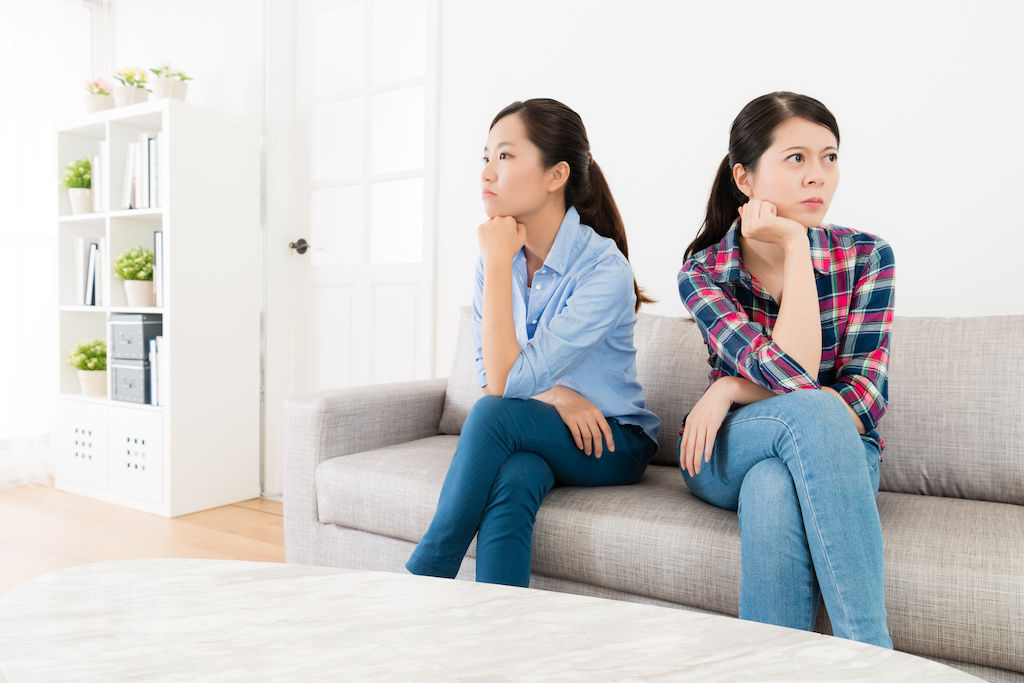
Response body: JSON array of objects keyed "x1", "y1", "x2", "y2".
[{"x1": 262, "y1": 0, "x2": 438, "y2": 496}]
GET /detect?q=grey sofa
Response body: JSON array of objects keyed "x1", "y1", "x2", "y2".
[{"x1": 284, "y1": 307, "x2": 1024, "y2": 682}]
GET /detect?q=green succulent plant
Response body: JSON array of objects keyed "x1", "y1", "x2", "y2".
[
  {"x1": 114, "y1": 246, "x2": 154, "y2": 281},
  {"x1": 61, "y1": 158, "x2": 91, "y2": 189},
  {"x1": 68, "y1": 339, "x2": 107, "y2": 371}
]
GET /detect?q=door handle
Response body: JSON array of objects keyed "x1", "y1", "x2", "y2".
[{"x1": 288, "y1": 238, "x2": 309, "y2": 254}]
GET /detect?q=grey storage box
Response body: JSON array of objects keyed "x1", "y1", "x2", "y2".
[
  {"x1": 111, "y1": 358, "x2": 151, "y2": 404},
  {"x1": 110, "y1": 313, "x2": 162, "y2": 361}
]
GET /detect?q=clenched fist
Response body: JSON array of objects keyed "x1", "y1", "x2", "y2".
[
  {"x1": 738, "y1": 199, "x2": 806, "y2": 249},
  {"x1": 478, "y1": 216, "x2": 527, "y2": 266}
]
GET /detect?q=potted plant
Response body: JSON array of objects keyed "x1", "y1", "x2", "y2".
[
  {"x1": 149, "y1": 63, "x2": 192, "y2": 101},
  {"x1": 69, "y1": 339, "x2": 107, "y2": 396},
  {"x1": 114, "y1": 245, "x2": 155, "y2": 307},
  {"x1": 112, "y1": 67, "x2": 149, "y2": 106},
  {"x1": 61, "y1": 157, "x2": 92, "y2": 215},
  {"x1": 84, "y1": 77, "x2": 114, "y2": 113}
]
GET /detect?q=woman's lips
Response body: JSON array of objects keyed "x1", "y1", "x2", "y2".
[
  {"x1": 482, "y1": 191, "x2": 496, "y2": 198},
  {"x1": 801, "y1": 199, "x2": 823, "y2": 208}
]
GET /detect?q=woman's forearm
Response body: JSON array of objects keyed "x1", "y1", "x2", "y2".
[
  {"x1": 720, "y1": 377, "x2": 866, "y2": 435},
  {"x1": 481, "y1": 261, "x2": 520, "y2": 396},
  {"x1": 771, "y1": 240, "x2": 822, "y2": 379}
]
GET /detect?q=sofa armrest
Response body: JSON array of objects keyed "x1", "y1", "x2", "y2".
[{"x1": 283, "y1": 377, "x2": 448, "y2": 564}]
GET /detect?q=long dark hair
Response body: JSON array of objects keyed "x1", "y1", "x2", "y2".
[
  {"x1": 683, "y1": 91, "x2": 840, "y2": 262},
  {"x1": 491, "y1": 98, "x2": 653, "y2": 311}
]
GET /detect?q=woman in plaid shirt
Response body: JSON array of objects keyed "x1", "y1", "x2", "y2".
[{"x1": 676, "y1": 92, "x2": 896, "y2": 648}]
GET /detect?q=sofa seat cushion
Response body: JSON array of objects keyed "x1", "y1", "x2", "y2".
[{"x1": 316, "y1": 439, "x2": 1022, "y2": 672}]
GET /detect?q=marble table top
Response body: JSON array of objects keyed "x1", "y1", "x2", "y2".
[{"x1": 0, "y1": 558, "x2": 980, "y2": 682}]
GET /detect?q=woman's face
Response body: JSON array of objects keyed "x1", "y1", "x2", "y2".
[
  {"x1": 481, "y1": 113, "x2": 559, "y2": 219},
  {"x1": 735, "y1": 116, "x2": 840, "y2": 228}
]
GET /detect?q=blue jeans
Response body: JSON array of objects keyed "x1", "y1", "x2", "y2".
[
  {"x1": 678, "y1": 389, "x2": 892, "y2": 649},
  {"x1": 407, "y1": 394, "x2": 658, "y2": 587}
]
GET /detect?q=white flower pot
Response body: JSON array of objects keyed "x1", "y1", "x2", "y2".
[
  {"x1": 173, "y1": 80, "x2": 188, "y2": 101},
  {"x1": 77, "y1": 369, "x2": 107, "y2": 397},
  {"x1": 84, "y1": 93, "x2": 114, "y2": 113},
  {"x1": 123, "y1": 279, "x2": 154, "y2": 307},
  {"x1": 150, "y1": 77, "x2": 176, "y2": 100},
  {"x1": 113, "y1": 84, "x2": 148, "y2": 107},
  {"x1": 68, "y1": 188, "x2": 93, "y2": 215}
]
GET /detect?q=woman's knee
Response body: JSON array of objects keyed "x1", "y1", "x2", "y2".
[
  {"x1": 738, "y1": 458, "x2": 802, "y2": 536},
  {"x1": 487, "y1": 452, "x2": 554, "y2": 507}
]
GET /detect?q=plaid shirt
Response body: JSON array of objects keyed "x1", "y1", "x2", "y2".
[{"x1": 677, "y1": 218, "x2": 895, "y2": 455}]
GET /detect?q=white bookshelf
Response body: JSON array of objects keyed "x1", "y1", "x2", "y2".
[{"x1": 55, "y1": 98, "x2": 261, "y2": 517}]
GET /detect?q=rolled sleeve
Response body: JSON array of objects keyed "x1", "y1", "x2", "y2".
[
  {"x1": 502, "y1": 256, "x2": 634, "y2": 399},
  {"x1": 828, "y1": 239, "x2": 895, "y2": 433},
  {"x1": 678, "y1": 260, "x2": 821, "y2": 393},
  {"x1": 472, "y1": 256, "x2": 487, "y2": 387}
]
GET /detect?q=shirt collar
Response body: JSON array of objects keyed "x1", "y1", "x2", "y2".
[
  {"x1": 514, "y1": 205, "x2": 582, "y2": 277},
  {"x1": 709, "y1": 218, "x2": 831, "y2": 283}
]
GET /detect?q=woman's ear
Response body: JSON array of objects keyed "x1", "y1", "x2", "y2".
[
  {"x1": 732, "y1": 163, "x2": 753, "y2": 199},
  {"x1": 545, "y1": 161, "x2": 570, "y2": 194}
]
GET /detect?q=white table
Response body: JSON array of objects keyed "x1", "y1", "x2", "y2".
[{"x1": 0, "y1": 558, "x2": 979, "y2": 681}]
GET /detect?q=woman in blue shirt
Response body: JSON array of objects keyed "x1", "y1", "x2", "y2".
[{"x1": 406, "y1": 98, "x2": 661, "y2": 587}]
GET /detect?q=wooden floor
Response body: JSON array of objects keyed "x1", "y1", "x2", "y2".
[{"x1": 0, "y1": 480, "x2": 284, "y2": 597}]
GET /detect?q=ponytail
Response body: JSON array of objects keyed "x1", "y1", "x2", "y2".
[
  {"x1": 683, "y1": 154, "x2": 746, "y2": 262},
  {"x1": 576, "y1": 156, "x2": 654, "y2": 312}
]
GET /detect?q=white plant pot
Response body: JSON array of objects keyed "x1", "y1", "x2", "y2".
[
  {"x1": 150, "y1": 77, "x2": 176, "y2": 100},
  {"x1": 77, "y1": 369, "x2": 107, "y2": 397},
  {"x1": 113, "y1": 84, "x2": 148, "y2": 107},
  {"x1": 173, "y1": 80, "x2": 188, "y2": 101},
  {"x1": 68, "y1": 188, "x2": 93, "y2": 215},
  {"x1": 123, "y1": 279, "x2": 154, "y2": 308},
  {"x1": 84, "y1": 93, "x2": 114, "y2": 113}
]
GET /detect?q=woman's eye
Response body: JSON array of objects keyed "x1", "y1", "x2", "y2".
[
  {"x1": 787, "y1": 153, "x2": 803, "y2": 163},
  {"x1": 481, "y1": 156, "x2": 488, "y2": 163},
  {"x1": 825, "y1": 153, "x2": 838, "y2": 163},
  {"x1": 499, "y1": 152, "x2": 510, "y2": 159}
]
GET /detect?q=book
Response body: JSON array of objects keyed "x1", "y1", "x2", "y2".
[
  {"x1": 84, "y1": 242, "x2": 98, "y2": 306},
  {"x1": 97, "y1": 235, "x2": 107, "y2": 306},
  {"x1": 121, "y1": 143, "x2": 135, "y2": 209},
  {"x1": 147, "y1": 135, "x2": 157, "y2": 208},
  {"x1": 74, "y1": 236, "x2": 88, "y2": 305}
]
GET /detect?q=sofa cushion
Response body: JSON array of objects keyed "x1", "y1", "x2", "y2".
[
  {"x1": 316, "y1": 440, "x2": 1023, "y2": 672},
  {"x1": 880, "y1": 315, "x2": 1024, "y2": 505},
  {"x1": 440, "y1": 306, "x2": 1024, "y2": 504}
]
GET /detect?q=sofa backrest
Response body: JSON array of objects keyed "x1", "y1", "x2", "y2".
[{"x1": 439, "y1": 306, "x2": 1024, "y2": 505}]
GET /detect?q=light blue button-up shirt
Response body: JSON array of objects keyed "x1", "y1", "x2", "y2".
[{"x1": 472, "y1": 205, "x2": 661, "y2": 446}]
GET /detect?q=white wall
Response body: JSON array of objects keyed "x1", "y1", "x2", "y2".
[
  {"x1": 109, "y1": 0, "x2": 264, "y2": 121},
  {"x1": 433, "y1": 0, "x2": 1024, "y2": 374}
]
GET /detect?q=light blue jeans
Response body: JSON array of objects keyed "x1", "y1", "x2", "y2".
[{"x1": 678, "y1": 389, "x2": 892, "y2": 649}]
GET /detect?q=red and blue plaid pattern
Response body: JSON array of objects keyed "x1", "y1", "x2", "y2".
[{"x1": 677, "y1": 219, "x2": 895, "y2": 453}]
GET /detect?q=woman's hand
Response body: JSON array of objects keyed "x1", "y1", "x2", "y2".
[
  {"x1": 679, "y1": 379, "x2": 734, "y2": 477},
  {"x1": 535, "y1": 385, "x2": 615, "y2": 458},
  {"x1": 478, "y1": 216, "x2": 527, "y2": 267},
  {"x1": 738, "y1": 199, "x2": 806, "y2": 249}
]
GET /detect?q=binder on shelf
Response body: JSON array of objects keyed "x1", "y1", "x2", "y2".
[{"x1": 148, "y1": 336, "x2": 159, "y2": 405}]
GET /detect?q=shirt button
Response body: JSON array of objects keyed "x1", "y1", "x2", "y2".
[
  {"x1": 535, "y1": 284, "x2": 542, "y2": 290},
  {"x1": 532, "y1": 319, "x2": 538, "y2": 324}
]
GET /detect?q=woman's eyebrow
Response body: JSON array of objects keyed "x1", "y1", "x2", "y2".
[
  {"x1": 483, "y1": 141, "x2": 514, "y2": 152},
  {"x1": 781, "y1": 145, "x2": 839, "y2": 153}
]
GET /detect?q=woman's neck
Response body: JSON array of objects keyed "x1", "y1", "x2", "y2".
[{"x1": 518, "y1": 200, "x2": 567, "y2": 273}]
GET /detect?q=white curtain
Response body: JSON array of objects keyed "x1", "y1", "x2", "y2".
[{"x1": 0, "y1": 0, "x2": 93, "y2": 489}]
